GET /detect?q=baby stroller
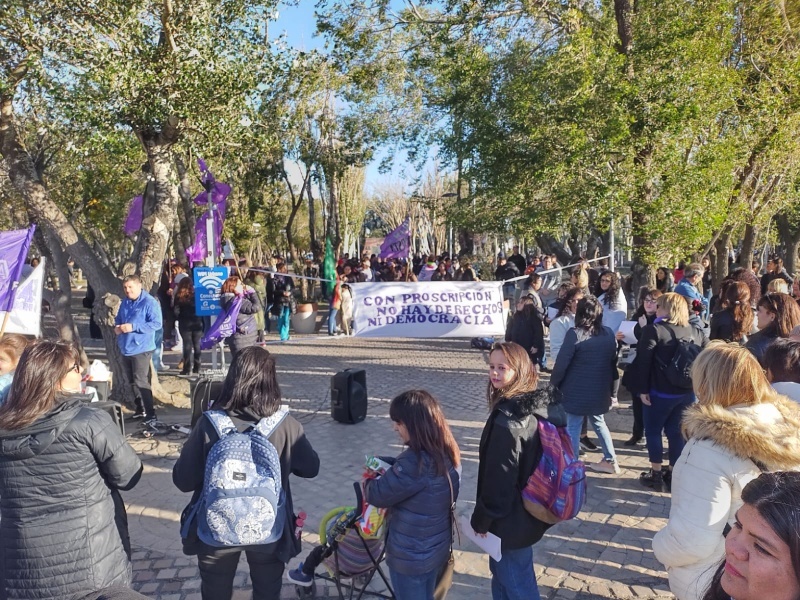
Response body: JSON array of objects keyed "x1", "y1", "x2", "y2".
[{"x1": 288, "y1": 483, "x2": 394, "y2": 600}]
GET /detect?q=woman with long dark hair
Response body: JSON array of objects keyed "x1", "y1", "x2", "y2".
[
  {"x1": 745, "y1": 293, "x2": 800, "y2": 365},
  {"x1": 551, "y1": 296, "x2": 621, "y2": 474},
  {"x1": 174, "y1": 277, "x2": 204, "y2": 374},
  {"x1": 505, "y1": 295, "x2": 545, "y2": 367},
  {"x1": 709, "y1": 281, "x2": 753, "y2": 343},
  {"x1": 471, "y1": 341, "x2": 566, "y2": 600},
  {"x1": 597, "y1": 271, "x2": 627, "y2": 333},
  {"x1": 656, "y1": 267, "x2": 675, "y2": 293},
  {"x1": 173, "y1": 346, "x2": 319, "y2": 600},
  {"x1": 653, "y1": 342, "x2": 800, "y2": 600},
  {"x1": 0, "y1": 340, "x2": 142, "y2": 599},
  {"x1": 362, "y1": 390, "x2": 460, "y2": 599},
  {"x1": 701, "y1": 472, "x2": 800, "y2": 600},
  {"x1": 619, "y1": 288, "x2": 661, "y2": 446}
]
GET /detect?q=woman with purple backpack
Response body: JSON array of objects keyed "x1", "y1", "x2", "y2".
[{"x1": 471, "y1": 341, "x2": 566, "y2": 600}]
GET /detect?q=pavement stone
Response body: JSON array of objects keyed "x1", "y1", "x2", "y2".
[{"x1": 104, "y1": 333, "x2": 678, "y2": 599}]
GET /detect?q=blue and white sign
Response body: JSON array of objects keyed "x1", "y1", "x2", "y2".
[{"x1": 194, "y1": 266, "x2": 228, "y2": 316}]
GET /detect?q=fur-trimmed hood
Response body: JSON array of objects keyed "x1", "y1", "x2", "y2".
[
  {"x1": 682, "y1": 395, "x2": 800, "y2": 471},
  {"x1": 496, "y1": 386, "x2": 567, "y2": 427}
]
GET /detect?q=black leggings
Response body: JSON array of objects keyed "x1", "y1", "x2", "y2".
[
  {"x1": 180, "y1": 328, "x2": 202, "y2": 365},
  {"x1": 197, "y1": 550, "x2": 284, "y2": 600}
]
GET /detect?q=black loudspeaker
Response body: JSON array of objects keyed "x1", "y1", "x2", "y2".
[
  {"x1": 331, "y1": 369, "x2": 367, "y2": 424},
  {"x1": 190, "y1": 374, "x2": 226, "y2": 427}
]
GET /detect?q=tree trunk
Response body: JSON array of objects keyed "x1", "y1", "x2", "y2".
[
  {"x1": 35, "y1": 223, "x2": 86, "y2": 358},
  {"x1": 308, "y1": 180, "x2": 318, "y2": 256},
  {"x1": 738, "y1": 224, "x2": 759, "y2": 269},
  {"x1": 457, "y1": 229, "x2": 474, "y2": 256},
  {"x1": 1, "y1": 91, "x2": 136, "y2": 405},
  {"x1": 712, "y1": 229, "x2": 732, "y2": 294},
  {"x1": 126, "y1": 119, "x2": 182, "y2": 290},
  {"x1": 776, "y1": 213, "x2": 800, "y2": 276},
  {"x1": 535, "y1": 234, "x2": 572, "y2": 265},
  {"x1": 325, "y1": 166, "x2": 341, "y2": 255},
  {"x1": 175, "y1": 154, "x2": 197, "y2": 251}
]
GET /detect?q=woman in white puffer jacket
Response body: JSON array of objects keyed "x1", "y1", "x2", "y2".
[{"x1": 652, "y1": 341, "x2": 800, "y2": 600}]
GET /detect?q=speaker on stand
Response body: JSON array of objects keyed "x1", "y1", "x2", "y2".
[{"x1": 330, "y1": 369, "x2": 368, "y2": 424}]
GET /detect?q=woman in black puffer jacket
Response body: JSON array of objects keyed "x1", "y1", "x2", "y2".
[
  {"x1": 472, "y1": 341, "x2": 566, "y2": 600},
  {"x1": 0, "y1": 340, "x2": 142, "y2": 600},
  {"x1": 365, "y1": 390, "x2": 460, "y2": 600}
]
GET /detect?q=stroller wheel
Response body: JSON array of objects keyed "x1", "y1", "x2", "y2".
[{"x1": 295, "y1": 583, "x2": 316, "y2": 598}]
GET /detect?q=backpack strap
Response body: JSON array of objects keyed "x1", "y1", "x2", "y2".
[
  {"x1": 205, "y1": 410, "x2": 238, "y2": 438},
  {"x1": 254, "y1": 406, "x2": 290, "y2": 439}
]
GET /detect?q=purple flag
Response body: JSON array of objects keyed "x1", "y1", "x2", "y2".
[
  {"x1": 201, "y1": 295, "x2": 242, "y2": 349},
  {"x1": 185, "y1": 209, "x2": 223, "y2": 264},
  {"x1": 123, "y1": 195, "x2": 144, "y2": 236},
  {"x1": 0, "y1": 225, "x2": 36, "y2": 312},
  {"x1": 379, "y1": 217, "x2": 411, "y2": 259}
]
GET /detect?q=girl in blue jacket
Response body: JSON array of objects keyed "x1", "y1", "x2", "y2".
[{"x1": 365, "y1": 390, "x2": 461, "y2": 600}]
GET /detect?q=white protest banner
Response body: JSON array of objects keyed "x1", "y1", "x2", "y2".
[
  {"x1": 0, "y1": 258, "x2": 44, "y2": 336},
  {"x1": 351, "y1": 281, "x2": 506, "y2": 338}
]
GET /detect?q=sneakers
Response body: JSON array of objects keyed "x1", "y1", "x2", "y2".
[
  {"x1": 130, "y1": 411, "x2": 146, "y2": 420},
  {"x1": 624, "y1": 436, "x2": 643, "y2": 447},
  {"x1": 590, "y1": 459, "x2": 621, "y2": 474},
  {"x1": 286, "y1": 564, "x2": 313, "y2": 587},
  {"x1": 640, "y1": 469, "x2": 664, "y2": 492},
  {"x1": 142, "y1": 416, "x2": 159, "y2": 428},
  {"x1": 580, "y1": 437, "x2": 600, "y2": 452}
]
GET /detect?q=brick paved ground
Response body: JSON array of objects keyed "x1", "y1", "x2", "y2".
[{"x1": 104, "y1": 332, "x2": 675, "y2": 600}]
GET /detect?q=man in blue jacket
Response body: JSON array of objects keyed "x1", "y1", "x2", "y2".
[
  {"x1": 674, "y1": 262, "x2": 708, "y2": 315},
  {"x1": 115, "y1": 275, "x2": 162, "y2": 423}
]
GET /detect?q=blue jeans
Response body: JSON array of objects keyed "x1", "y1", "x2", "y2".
[
  {"x1": 278, "y1": 306, "x2": 291, "y2": 341},
  {"x1": 389, "y1": 568, "x2": 438, "y2": 600},
  {"x1": 328, "y1": 307, "x2": 338, "y2": 335},
  {"x1": 153, "y1": 327, "x2": 165, "y2": 370},
  {"x1": 489, "y1": 545, "x2": 540, "y2": 600},
  {"x1": 643, "y1": 390, "x2": 695, "y2": 465},
  {"x1": 566, "y1": 412, "x2": 617, "y2": 464}
]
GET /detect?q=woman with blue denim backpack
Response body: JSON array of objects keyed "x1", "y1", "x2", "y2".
[
  {"x1": 173, "y1": 347, "x2": 319, "y2": 600},
  {"x1": 364, "y1": 390, "x2": 461, "y2": 600}
]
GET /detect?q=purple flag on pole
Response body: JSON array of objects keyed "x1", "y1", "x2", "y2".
[
  {"x1": 0, "y1": 225, "x2": 36, "y2": 312},
  {"x1": 200, "y1": 295, "x2": 242, "y2": 350},
  {"x1": 185, "y1": 209, "x2": 224, "y2": 264},
  {"x1": 123, "y1": 195, "x2": 144, "y2": 236},
  {"x1": 379, "y1": 217, "x2": 411, "y2": 260}
]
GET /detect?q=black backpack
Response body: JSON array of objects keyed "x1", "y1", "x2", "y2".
[{"x1": 655, "y1": 326, "x2": 703, "y2": 389}]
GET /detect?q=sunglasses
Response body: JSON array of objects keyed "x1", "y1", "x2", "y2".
[{"x1": 71, "y1": 363, "x2": 81, "y2": 373}]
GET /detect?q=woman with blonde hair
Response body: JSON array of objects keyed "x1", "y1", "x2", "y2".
[
  {"x1": 652, "y1": 341, "x2": 800, "y2": 600},
  {"x1": 633, "y1": 292, "x2": 707, "y2": 492},
  {"x1": 471, "y1": 341, "x2": 566, "y2": 600}
]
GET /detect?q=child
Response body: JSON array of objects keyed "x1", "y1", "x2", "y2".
[{"x1": 0, "y1": 334, "x2": 31, "y2": 406}]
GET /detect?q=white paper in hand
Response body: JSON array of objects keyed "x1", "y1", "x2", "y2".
[
  {"x1": 546, "y1": 306, "x2": 559, "y2": 322},
  {"x1": 458, "y1": 515, "x2": 502, "y2": 562},
  {"x1": 617, "y1": 320, "x2": 638, "y2": 345}
]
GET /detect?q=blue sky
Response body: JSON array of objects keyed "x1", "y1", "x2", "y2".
[{"x1": 271, "y1": 1, "x2": 423, "y2": 193}]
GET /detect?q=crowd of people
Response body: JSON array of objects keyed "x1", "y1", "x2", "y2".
[{"x1": 1, "y1": 245, "x2": 800, "y2": 600}]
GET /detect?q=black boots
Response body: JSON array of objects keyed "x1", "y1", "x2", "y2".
[
  {"x1": 192, "y1": 360, "x2": 201, "y2": 374},
  {"x1": 640, "y1": 468, "x2": 672, "y2": 492}
]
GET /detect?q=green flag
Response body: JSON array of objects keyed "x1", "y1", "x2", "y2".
[{"x1": 323, "y1": 236, "x2": 336, "y2": 285}]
